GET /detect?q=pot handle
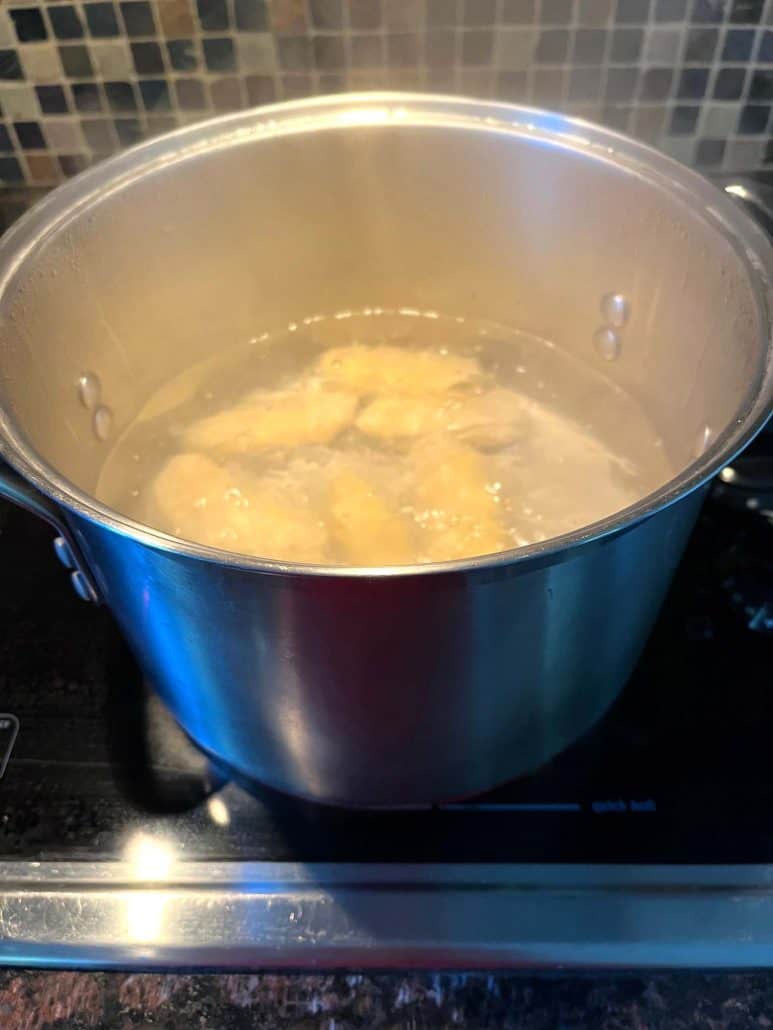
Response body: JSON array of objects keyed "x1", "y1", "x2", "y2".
[{"x1": 0, "y1": 459, "x2": 100, "y2": 603}]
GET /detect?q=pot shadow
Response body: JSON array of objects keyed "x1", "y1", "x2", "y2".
[{"x1": 105, "y1": 626, "x2": 227, "y2": 815}]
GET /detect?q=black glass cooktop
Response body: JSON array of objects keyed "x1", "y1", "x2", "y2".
[
  {"x1": 0, "y1": 174, "x2": 771, "y2": 870},
  {"x1": 0, "y1": 445, "x2": 770, "y2": 867}
]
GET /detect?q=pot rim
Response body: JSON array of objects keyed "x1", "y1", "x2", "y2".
[{"x1": 1, "y1": 91, "x2": 771, "y2": 579}]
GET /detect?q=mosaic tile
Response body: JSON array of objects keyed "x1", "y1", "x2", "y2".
[{"x1": 0, "y1": 0, "x2": 771, "y2": 182}]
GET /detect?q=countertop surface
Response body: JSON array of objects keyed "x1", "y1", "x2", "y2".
[{"x1": 4, "y1": 969, "x2": 773, "y2": 1028}]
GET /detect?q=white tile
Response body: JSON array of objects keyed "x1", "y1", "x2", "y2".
[
  {"x1": 0, "y1": 83, "x2": 40, "y2": 119},
  {"x1": 91, "y1": 40, "x2": 133, "y2": 78},
  {"x1": 235, "y1": 33, "x2": 277, "y2": 73},
  {"x1": 494, "y1": 29, "x2": 535, "y2": 70},
  {"x1": 20, "y1": 45, "x2": 61, "y2": 83},
  {"x1": 43, "y1": 118, "x2": 85, "y2": 152}
]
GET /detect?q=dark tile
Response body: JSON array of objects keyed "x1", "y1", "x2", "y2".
[
  {"x1": 84, "y1": 2, "x2": 121, "y2": 37},
  {"x1": 276, "y1": 35, "x2": 312, "y2": 69},
  {"x1": 464, "y1": 0, "x2": 496, "y2": 24},
  {"x1": 0, "y1": 157, "x2": 24, "y2": 183},
  {"x1": 0, "y1": 125, "x2": 12, "y2": 152},
  {"x1": 387, "y1": 32, "x2": 421, "y2": 65},
  {"x1": 167, "y1": 38, "x2": 198, "y2": 70},
  {"x1": 9, "y1": 8, "x2": 47, "y2": 42},
  {"x1": 203, "y1": 36, "x2": 235, "y2": 70},
  {"x1": 738, "y1": 103, "x2": 770, "y2": 132},
  {"x1": 540, "y1": 0, "x2": 572, "y2": 20},
  {"x1": 615, "y1": 0, "x2": 649, "y2": 21},
  {"x1": 81, "y1": 118, "x2": 115, "y2": 149},
  {"x1": 640, "y1": 66, "x2": 672, "y2": 98},
  {"x1": 176, "y1": 77, "x2": 206, "y2": 108},
  {"x1": 602, "y1": 104, "x2": 631, "y2": 131},
  {"x1": 568, "y1": 66, "x2": 602, "y2": 100},
  {"x1": 678, "y1": 66, "x2": 709, "y2": 98},
  {"x1": 669, "y1": 104, "x2": 699, "y2": 134},
  {"x1": 318, "y1": 71, "x2": 345, "y2": 91},
  {"x1": 58, "y1": 153, "x2": 90, "y2": 175},
  {"x1": 146, "y1": 115, "x2": 176, "y2": 136},
  {"x1": 234, "y1": 0, "x2": 268, "y2": 30},
  {"x1": 655, "y1": 0, "x2": 686, "y2": 18},
  {"x1": 309, "y1": 0, "x2": 343, "y2": 28},
  {"x1": 536, "y1": 29, "x2": 569, "y2": 62},
  {"x1": 351, "y1": 34, "x2": 383, "y2": 65},
  {"x1": 684, "y1": 27, "x2": 718, "y2": 61},
  {"x1": 496, "y1": 69, "x2": 527, "y2": 99},
  {"x1": 120, "y1": 1, "x2": 157, "y2": 34},
  {"x1": 313, "y1": 35, "x2": 345, "y2": 69},
  {"x1": 572, "y1": 28, "x2": 607, "y2": 63},
  {"x1": 131, "y1": 41, "x2": 164, "y2": 73},
  {"x1": 713, "y1": 66, "x2": 745, "y2": 97},
  {"x1": 605, "y1": 66, "x2": 638, "y2": 99},
  {"x1": 245, "y1": 74, "x2": 276, "y2": 104},
  {"x1": 282, "y1": 73, "x2": 312, "y2": 97},
  {"x1": 722, "y1": 28, "x2": 754, "y2": 59},
  {"x1": 531, "y1": 67, "x2": 564, "y2": 103},
  {"x1": 139, "y1": 78, "x2": 171, "y2": 110},
  {"x1": 210, "y1": 76, "x2": 241, "y2": 110},
  {"x1": 765, "y1": 139, "x2": 773, "y2": 165},
  {"x1": 36, "y1": 84, "x2": 68, "y2": 113},
  {"x1": 750, "y1": 68, "x2": 773, "y2": 98},
  {"x1": 58, "y1": 45, "x2": 94, "y2": 77},
  {"x1": 690, "y1": 0, "x2": 724, "y2": 21},
  {"x1": 104, "y1": 80, "x2": 137, "y2": 111},
  {"x1": 48, "y1": 5, "x2": 85, "y2": 39},
  {"x1": 758, "y1": 30, "x2": 773, "y2": 61},
  {"x1": 695, "y1": 137, "x2": 726, "y2": 165},
  {"x1": 461, "y1": 29, "x2": 492, "y2": 63},
  {"x1": 501, "y1": 0, "x2": 535, "y2": 21},
  {"x1": 0, "y1": 50, "x2": 24, "y2": 81},
  {"x1": 729, "y1": 0, "x2": 763, "y2": 21},
  {"x1": 610, "y1": 27, "x2": 643, "y2": 60},
  {"x1": 195, "y1": 0, "x2": 228, "y2": 30},
  {"x1": 351, "y1": 0, "x2": 382, "y2": 28},
  {"x1": 14, "y1": 120, "x2": 45, "y2": 149},
  {"x1": 114, "y1": 117, "x2": 142, "y2": 145},
  {"x1": 425, "y1": 30, "x2": 454, "y2": 65},
  {"x1": 72, "y1": 82, "x2": 103, "y2": 111}
]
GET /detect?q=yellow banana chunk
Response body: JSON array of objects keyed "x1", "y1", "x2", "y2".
[
  {"x1": 355, "y1": 395, "x2": 443, "y2": 442},
  {"x1": 149, "y1": 452, "x2": 328, "y2": 562},
  {"x1": 183, "y1": 386, "x2": 358, "y2": 455},
  {"x1": 356, "y1": 388, "x2": 529, "y2": 451},
  {"x1": 317, "y1": 344, "x2": 480, "y2": 396},
  {"x1": 411, "y1": 440, "x2": 507, "y2": 561},
  {"x1": 327, "y1": 468, "x2": 414, "y2": 565}
]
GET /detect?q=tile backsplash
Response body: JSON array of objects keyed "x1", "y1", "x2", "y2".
[{"x1": 0, "y1": 0, "x2": 772, "y2": 189}]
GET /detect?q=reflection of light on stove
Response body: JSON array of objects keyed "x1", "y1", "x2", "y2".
[
  {"x1": 125, "y1": 891, "x2": 167, "y2": 943},
  {"x1": 207, "y1": 795, "x2": 230, "y2": 827},
  {"x1": 125, "y1": 833, "x2": 175, "y2": 880}
]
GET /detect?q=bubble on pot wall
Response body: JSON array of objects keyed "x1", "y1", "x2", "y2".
[
  {"x1": 93, "y1": 405, "x2": 113, "y2": 441},
  {"x1": 601, "y1": 293, "x2": 630, "y2": 328},
  {"x1": 593, "y1": 327, "x2": 621, "y2": 361},
  {"x1": 78, "y1": 372, "x2": 100, "y2": 410}
]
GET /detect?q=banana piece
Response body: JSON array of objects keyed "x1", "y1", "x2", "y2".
[
  {"x1": 149, "y1": 452, "x2": 328, "y2": 562},
  {"x1": 317, "y1": 344, "x2": 480, "y2": 397},
  {"x1": 327, "y1": 468, "x2": 414, "y2": 565}
]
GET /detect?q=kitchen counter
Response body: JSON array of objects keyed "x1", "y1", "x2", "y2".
[{"x1": 4, "y1": 969, "x2": 773, "y2": 1027}]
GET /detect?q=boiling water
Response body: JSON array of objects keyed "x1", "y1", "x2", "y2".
[{"x1": 96, "y1": 310, "x2": 674, "y2": 565}]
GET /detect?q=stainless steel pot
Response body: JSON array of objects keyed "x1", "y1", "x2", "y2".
[{"x1": 1, "y1": 95, "x2": 771, "y2": 807}]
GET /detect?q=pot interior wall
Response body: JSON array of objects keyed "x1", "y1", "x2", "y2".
[{"x1": 0, "y1": 121, "x2": 764, "y2": 500}]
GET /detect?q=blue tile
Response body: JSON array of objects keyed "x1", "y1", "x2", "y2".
[
  {"x1": 9, "y1": 8, "x2": 47, "y2": 42},
  {"x1": 48, "y1": 6, "x2": 85, "y2": 40},
  {"x1": 36, "y1": 85, "x2": 68, "y2": 113},
  {"x1": 84, "y1": 3, "x2": 121, "y2": 37}
]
